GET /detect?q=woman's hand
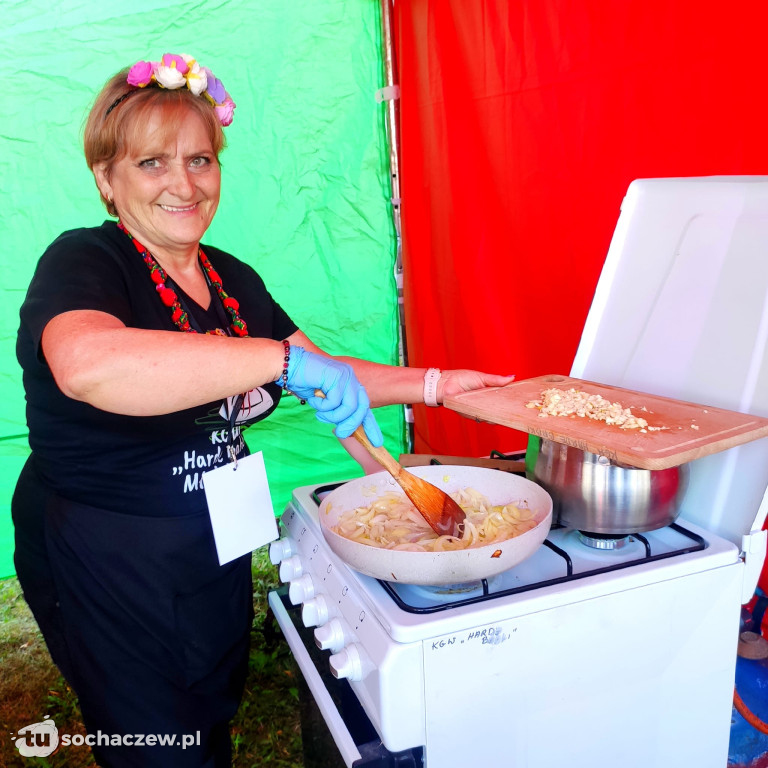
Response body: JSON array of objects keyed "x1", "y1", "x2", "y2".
[
  {"x1": 436, "y1": 370, "x2": 515, "y2": 404},
  {"x1": 282, "y1": 346, "x2": 383, "y2": 446}
]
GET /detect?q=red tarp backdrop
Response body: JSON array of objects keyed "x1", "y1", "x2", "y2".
[{"x1": 394, "y1": 0, "x2": 768, "y2": 458}]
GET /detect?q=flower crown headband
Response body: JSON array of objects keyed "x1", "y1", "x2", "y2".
[{"x1": 105, "y1": 53, "x2": 236, "y2": 126}]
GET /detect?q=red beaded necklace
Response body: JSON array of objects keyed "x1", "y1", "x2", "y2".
[{"x1": 118, "y1": 222, "x2": 248, "y2": 337}]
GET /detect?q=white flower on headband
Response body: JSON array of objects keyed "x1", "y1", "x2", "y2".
[
  {"x1": 186, "y1": 63, "x2": 208, "y2": 97},
  {"x1": 123, "y1": 53, "x2": 235, "y2": 125},
  {"x1": 155, "y1": 56, "x2": 187, "y2": 89}
]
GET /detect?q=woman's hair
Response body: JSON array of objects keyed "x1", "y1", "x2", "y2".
[{"x1": 83, "y1": 69, "x2": 226, "y2": 216}]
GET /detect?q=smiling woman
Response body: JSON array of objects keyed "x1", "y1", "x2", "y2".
[
  {"x1": 84, "y1": 73, "x2": 220, "y2": 307},
  {"x1": 93, "y1": 110, "x2": 222, "y2": 292},
  {"x1": 11, "y1": 51, "x2": 513, "y2": 768}
]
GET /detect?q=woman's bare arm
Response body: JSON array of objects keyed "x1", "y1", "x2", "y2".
[
  {"x1": 42, "y1": 310, "x2": 287, "y2": 416},
  {"x1": 290, "y1": 331, "x2": 514, "y2": 407},
  {"x1": 43, "y1": 314, "x2": 512, "y2": 418}
]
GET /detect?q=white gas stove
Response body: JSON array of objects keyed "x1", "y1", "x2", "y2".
[
  {"x1": 270, "y1": 479, "x2": 743, "y2": 767},
  {"x1": 268, "y1": 177, "x2": 768, "y2": 768}
]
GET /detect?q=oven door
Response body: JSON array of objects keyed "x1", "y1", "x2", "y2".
[{"x1": 268, "y1": 589, "x2": 424, "y2": 768}]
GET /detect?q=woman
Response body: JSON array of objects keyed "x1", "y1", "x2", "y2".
[{"x1": 13, "y1": 53, "x2": 513, "y2": 767}]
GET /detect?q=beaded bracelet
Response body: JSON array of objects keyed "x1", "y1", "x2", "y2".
[
  {"x1": 279, "y1": 340, "x2": 306, "y2": 404},
  {"x1": 280, "y1": 339, "x2": 290, "y2": 390}
]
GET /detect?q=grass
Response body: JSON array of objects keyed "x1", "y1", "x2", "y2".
[{"x1": 0, "y1": 545, "x2": 304, "y2": 767}]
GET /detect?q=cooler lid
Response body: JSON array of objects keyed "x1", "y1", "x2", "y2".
[{"x1": 570, "y1": 176, "x2": 768, "y2": 547}]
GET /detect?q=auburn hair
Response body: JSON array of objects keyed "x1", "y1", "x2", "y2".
[{"x1": 83, "y1": 68, "x2": 226, "y2": 216}]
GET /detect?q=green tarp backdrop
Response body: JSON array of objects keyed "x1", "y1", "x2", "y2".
[{"x1": 0, "y1": 0, "x2": 401, "y2": 578}]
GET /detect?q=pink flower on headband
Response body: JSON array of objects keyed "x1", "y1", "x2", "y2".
[
  {"x1": 214, "y1": 98, "x2": 236, "y2": 127},
  {"x1": 127, "y1": 60, "x2": 155, "y2": 87},
  {"x1": 161, "y1": 53, "x2": 189, "y2": 75}
]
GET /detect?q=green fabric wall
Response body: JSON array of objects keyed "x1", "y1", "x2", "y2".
[{"x1": 0, "y1": 0, "x2": 401, "y2": 577}]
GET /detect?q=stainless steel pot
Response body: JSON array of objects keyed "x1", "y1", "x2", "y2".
[
  {"x1": 526, "y1": 438, "x2": 689, "y2": 534},
  {"x1": 318, "y1": 465, "x2": 553, "y2": 585}
]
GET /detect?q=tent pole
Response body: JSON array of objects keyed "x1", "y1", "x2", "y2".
[{"x1": 378, "y1": 0, "x2": 413, "y2": 450}]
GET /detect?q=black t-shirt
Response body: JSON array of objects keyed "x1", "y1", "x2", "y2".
[{"x1": 16, "y1": 221, "x2": 298, "y2": 516}]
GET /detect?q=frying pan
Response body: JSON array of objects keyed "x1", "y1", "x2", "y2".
[{"x1": 318, "y1": 465, "x2": 553, "y2": 585}]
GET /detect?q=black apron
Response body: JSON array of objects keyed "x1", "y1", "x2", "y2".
[{"x1": 13, "y1": 456, "x2": 252, "y2": 768}]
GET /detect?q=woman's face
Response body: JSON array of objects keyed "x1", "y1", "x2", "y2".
[{"x1": 95, "y1": 107, "x2": 221, "y2": 262}]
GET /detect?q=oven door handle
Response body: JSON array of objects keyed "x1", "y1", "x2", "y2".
[{"x1": 268, "y1": 590, "x2": 363, "y2": 767}]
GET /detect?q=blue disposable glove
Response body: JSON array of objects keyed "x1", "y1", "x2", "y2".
[{"x1": 277, "y1": 346, "x2": 384, "y2": 446}]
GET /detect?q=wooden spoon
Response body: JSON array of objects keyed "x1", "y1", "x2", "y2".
[
  {"x1": 314, "y1": 389, "x2": 465, "y2": 536},
  {"x1": 350, "y1": 425, "x2": 466, "y2": 537}
]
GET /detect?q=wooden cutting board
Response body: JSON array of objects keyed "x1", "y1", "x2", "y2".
[{"x1": 443, "y1": 375, "x2": 768, "y2": 470}]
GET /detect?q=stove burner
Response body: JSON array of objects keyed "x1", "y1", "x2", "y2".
[
  {"x1": 409, "y1": 581, "x2": 487, "y2": 598},
  {"x1": 375, "y1": 522, "x2": 707, "y2": 614},
  {"x1": 577, "y1": 531, "x2": 633, "y2": 550}
]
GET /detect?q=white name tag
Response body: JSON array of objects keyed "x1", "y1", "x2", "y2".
[{"x1": 203, "y1": 451, "x2": 278, "y2": 565}]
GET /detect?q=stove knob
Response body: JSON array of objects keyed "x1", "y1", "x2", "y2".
[
  {"x1": 288, "y1": 573, "x2": 315, "y2": 605},
  {"x1": 278, "y1": 555, "x2": 303, "y2": 583},
  {"x1": 301, "y1": 595, "x2": 330, "y2": 628},
  {"x1": 269, "y1": 537, "x2": 295, "y2": 565},
  {"x1": 329, "y1": 643, "x2": 367, "y2": 682},
  {"x1": 314, "y1": 618, "x2": 348, "y2": 653}
]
